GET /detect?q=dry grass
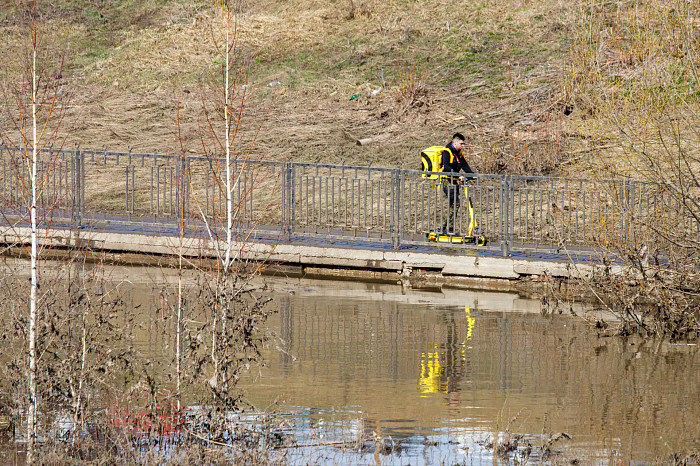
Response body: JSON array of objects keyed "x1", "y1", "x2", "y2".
[
  {"x1": 560, "y1": 0, "x2": 700, "y2": 178},
  {"x1": 5, "y1": 0, "x2": 697, "y2": 177},
  {"x1": 2, "y1": 0, "x2": 575, "y2": 172}
]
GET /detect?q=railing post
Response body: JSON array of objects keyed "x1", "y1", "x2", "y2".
[
  {"x1": 176, "y1": 155, "x2": 186, "y2": 226},
  {"x1": 500, "y1": 174, "x2": 511, "y2": 257},
  {"x1": 185, "y1": 158, "x2": 191, "y2": 219},
  {"x1": 81, "y1": 148, "x2": 85, "y2": 220},
  {"x1": 72, "y1": 144, "x2": 83, "y2": 228},
  {"x1": 399, "y1": 169, "x2": 405, "y2": 249},
  {"x1": 624, "y1": 177, "x2": 633, "y2": 245},
  {"x1": 392, "y1": 167, "x2": 401, "y2": 250},
  {"x1": 509, "y1": 174, "x2": 514, "y2": 253},
  {"x1": 282, "y1": 162, "x2": 295, "y2": 241},
  {"x1": 629, "y1": 179, "x2": 635, "y2": 244},
  {"x1": 281, "y1": 161, "x2": 288, "y2": 240}
]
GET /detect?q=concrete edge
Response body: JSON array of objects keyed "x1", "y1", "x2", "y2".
[{"x1": 1, "y1": 226, "x2": 601, "y2": 282}]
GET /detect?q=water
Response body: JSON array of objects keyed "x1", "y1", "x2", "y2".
[
  {"x1": 239, "y1": 278, "x2": 700, "y2": 465},
  {"x1": 1, "y1": 263, "x2": 698, "y2": 464}
]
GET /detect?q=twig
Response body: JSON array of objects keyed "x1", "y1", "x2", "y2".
[{"x1": 274, "y1": 440, "x2": 361, "y2": 449}]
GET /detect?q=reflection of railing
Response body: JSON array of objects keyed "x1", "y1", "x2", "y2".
[{"x1": 2, "y1": 145, "x2": 696, "y2": 255}]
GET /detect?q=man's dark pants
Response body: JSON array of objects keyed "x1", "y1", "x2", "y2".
[{"x1": 441, "y1": 180, "x2": 460, "y2": 234}]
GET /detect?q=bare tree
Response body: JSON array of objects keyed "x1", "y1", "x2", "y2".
[
  {"x1": 175, "y1": 0, "x2": 281, "y2": 395},
  {"x1": 0, "y1": 3, "x2": 138, "y2": 462},
  {"x1": 0, "y1": 2, "x2": 70, "y2": 460},
  {"x1": 0, "y1": 0, "x2": 283, "y2": 460},
  {"x1": 143, "y1": 0, "x2": 285, "y2": 459}
]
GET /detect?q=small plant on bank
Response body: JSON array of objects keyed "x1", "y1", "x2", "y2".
[{"x1": 392, "y1": 62, "x2": 429, "y2": 118}]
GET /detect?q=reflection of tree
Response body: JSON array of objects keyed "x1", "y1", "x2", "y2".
[{"x1": 418, "y1": 307, "x2": 476, "y2": 395}]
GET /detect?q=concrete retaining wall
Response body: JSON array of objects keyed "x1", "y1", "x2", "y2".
[{"x1": 1, "y1": 226, "x2": 609, "y2": 282}]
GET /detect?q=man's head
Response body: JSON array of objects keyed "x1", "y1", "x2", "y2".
[{"x1": 451, "y1": 133, "x2": 466, "y2": 151}]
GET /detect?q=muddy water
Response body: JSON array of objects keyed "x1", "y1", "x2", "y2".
[
  {"x1": 2, "y1": 258, "x2": 697, "y2": 464},
  {"x1": 240, "y1": 279, "x2": 700, "y2": 465}
]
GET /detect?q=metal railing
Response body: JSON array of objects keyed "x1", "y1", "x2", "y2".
[{"x1": 2, "y1": 145, "x2": 696, "y2": 256}]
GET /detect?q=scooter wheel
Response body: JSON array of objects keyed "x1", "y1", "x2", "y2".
[{"x1": 476, "y1": 235, "x2": 487, "y2": 246}]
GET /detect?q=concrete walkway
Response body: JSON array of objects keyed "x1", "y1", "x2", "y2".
[{"x1": 2, "y1": 222, "x2": 602, "y2": 284}]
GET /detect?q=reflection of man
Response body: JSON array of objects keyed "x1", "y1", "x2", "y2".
[
  {"x1": 417, "y1": 307, "x2": 475, "y2": 396},
  {"x1": 440, "y1": 133, "x2": 475, "y2": 235},
  {"x1": 464, "y1": 307, "x2": 475, "y2": 350}
]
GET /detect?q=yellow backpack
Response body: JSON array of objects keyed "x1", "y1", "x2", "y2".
[{"x1": 420, "y1": 146, "x2": 453, "y2": 179}]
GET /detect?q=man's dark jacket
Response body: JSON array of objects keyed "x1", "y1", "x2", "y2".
[{"x1": 441, "y1": 142, "x2": 474, "y2": 181}]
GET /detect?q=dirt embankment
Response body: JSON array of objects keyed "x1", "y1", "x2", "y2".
[{"x1": 1, "y1": 0, "x2": 576, "y2": 175}]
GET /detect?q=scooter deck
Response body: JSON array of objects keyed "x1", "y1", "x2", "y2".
[{"x1": 427, "y1": 231, "x2": 487, "y2": 245}]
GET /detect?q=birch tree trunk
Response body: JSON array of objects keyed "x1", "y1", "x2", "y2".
[
  {"x1": 223, "y1": 11, "x2": 232, "y2": 272},
  {"x1": 27, "y1": 32, "x2": 38, "y2": 463},
  {"x1": 176, "y1": 155, "x2": 185, "y2": 410}
]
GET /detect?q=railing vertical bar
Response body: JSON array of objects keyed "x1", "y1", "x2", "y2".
[
  {"x1": 52, "y1": 161, "x2": 57, "y2": 208},
  {"x1": 64, "y1": 159, "x2": 69, "y2": 215},
  {"x1": 509, "y1": 177, "x2": 514, "y2": 248},
  {"x1": 131, "y1": 166, "x2": 135, "y2": 217},
  {"x1": 330, "y1": 175, "x2": 335, "y2": 229},
  {"x1": 579, "y1": 180, "x2": 585, "y2": 243},
  {"x1": 535, "y1": 185, "x2": 541, "y2": 244},
  {"x1": 204, "y1": 167, "x2": 210, "y2": 219},
  {"x1": 244, "y1": 169, "x2": 250, "y2": 223},
  {"x1": 150, "y1": 166, "x2": 154, "y2": 214},
  {"x1": 399, "y1": 170, "x2": 405, "y2": 245},
  {"x1": 126, "y1": 165, "x2": 130, "y2": 214},
  {"x1": 403, "y1": 176, "x2": 409, "y2": 235},
  {"x1": 166, "y1": 166, "x2": 171, "y2": 216},
  {"x1": 176, "y1": 162, "x2": 181, "y2": 222},
  {"x1": 370, "y1": 177, "x2": 375, "y2": 232},
  {"x1": 2, "y1": 153, "x2": 5, "y2": 203},
  {"x1": 300, "y1": 174, "x2": 306, "y2": 227},
  {"x1": 351, "y1": 178, "x2": 356, "y2": 233},
  {"x1": 516, "y1": 185, "x2": 522, "y2": 243},
  {"x1": 363, "y1": 178, "x2": 369, "y2": 232},
  {"x1": 324, "y1": 175, "x2": 329, "y2": 229},
  {"x1": 79, "y1": 150, "x2": 85, "y2": 218},
  {"x1": 290, "y1": 164, "x2": 296, "y2": 236},
  {"x1": 158, "y1": 165, "x2": 163, "y2": 216}
]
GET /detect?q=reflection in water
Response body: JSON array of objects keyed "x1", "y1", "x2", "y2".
[
  {"x1": 418, "y1": 307, "x2": 476, "y2": 395},
  {"x1": 241, "y1": 288, "x2": 700, "y2": 464},
  {"x1": 8, "y1": 266, "x2": 692, "y2": 465}
]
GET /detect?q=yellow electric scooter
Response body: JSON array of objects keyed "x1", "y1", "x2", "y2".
[{"x1": 427, "y1": 185, "x2": 487, "y2": 246}]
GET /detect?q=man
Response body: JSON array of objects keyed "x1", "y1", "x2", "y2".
[{"x1": 440, "y1": 133, "x2": 475, "y2": 235}]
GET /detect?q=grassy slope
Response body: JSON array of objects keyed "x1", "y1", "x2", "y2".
[{"x1": 2, "y1": 0, "x2": 578, "y2": 173}]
